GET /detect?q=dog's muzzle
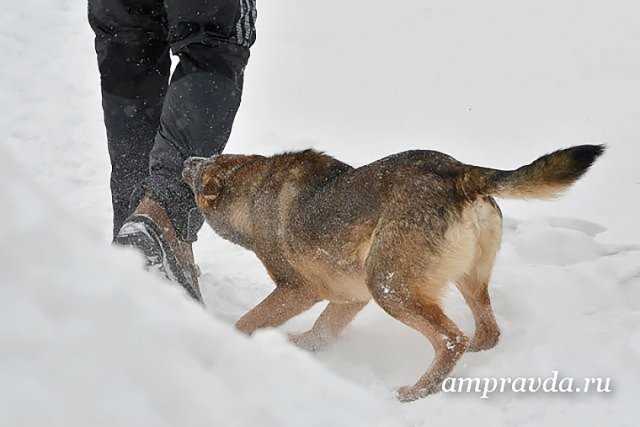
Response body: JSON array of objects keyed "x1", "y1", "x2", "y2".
[{"x1": 182, "y1": 157, "x2": 209, "y2": 189}]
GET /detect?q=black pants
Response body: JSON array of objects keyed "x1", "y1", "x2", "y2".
[{"x1": 89, "y1": 0, "x2": 256, "y2": 241}]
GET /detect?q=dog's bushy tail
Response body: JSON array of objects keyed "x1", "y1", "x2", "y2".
[{"x1": 459, "y1": 145, "x2": 606, "y2": 199}]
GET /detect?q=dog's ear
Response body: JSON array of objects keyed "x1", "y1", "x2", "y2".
[{"x1": 200, "y1": 174, "x2": 223, "y2": 201}]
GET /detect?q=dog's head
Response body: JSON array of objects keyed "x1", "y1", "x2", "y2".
[{"x1": 182, "y1": 154, "x2": 262, "y2": 211}]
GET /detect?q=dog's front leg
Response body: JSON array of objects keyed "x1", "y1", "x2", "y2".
[
  {"x1": 289, "y1": 301, "x2": 368, "y2": 351},
  {"x1": 235, "y1": 286, "x2": 319, "y2": 335}
]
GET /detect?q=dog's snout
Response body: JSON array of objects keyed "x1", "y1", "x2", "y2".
[{"x1": 182, "y1": 157, "x2": 207, "y2": 186}]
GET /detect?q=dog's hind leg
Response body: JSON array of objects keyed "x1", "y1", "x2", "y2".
[
  {"x1": 288, "y1": 301, "x2": 368, "y2": 351},
  {"x1": 235, "y1": 286, "x2": 320, "y2": 335},
  {"x1": 455, "y1": 276, "x2": 500, "y2": 352},
  {"x1": 455, "y1": 199, "x2": 502, "y2": 352},
  {"x1": 365, "y1": 224, "x2": 469, "y2": 402},
  {"x1": 368, "y1": 274, "x2": 468, "y2": 402}
]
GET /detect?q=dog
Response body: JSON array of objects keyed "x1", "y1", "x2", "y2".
[{"x1": 182, "y1": 145, "x2": 604, "y2": 402}]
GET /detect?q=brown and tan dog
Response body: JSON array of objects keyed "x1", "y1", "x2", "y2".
[{"x1": 182, "y1": 145, "x2": 604, "y2": 401}]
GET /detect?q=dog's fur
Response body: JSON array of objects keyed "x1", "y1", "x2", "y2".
[{"x1": 182, "y1": 145, "x2": 605, "y2": 401}]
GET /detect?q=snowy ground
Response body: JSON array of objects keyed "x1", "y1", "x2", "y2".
[{"x1": 2, "y1": 1, "x2": 639, "y2": 426}]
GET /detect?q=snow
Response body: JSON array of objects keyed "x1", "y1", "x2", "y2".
[{"x1": 1, "y1": 1, "x2": 639, "y2": 426}]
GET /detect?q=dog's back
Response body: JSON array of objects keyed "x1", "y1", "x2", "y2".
[{"x1": 285, "y1": 145, "x2": 604, "y2": 264}]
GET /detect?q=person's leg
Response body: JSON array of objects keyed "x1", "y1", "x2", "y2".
[
  {"x1": 116, "y1": 0, "x2": 256, "y2": 301},
  {"x1": 136, "y1": 0, "x2": 257, "y2": 243},
  {"x1": 89, "y1": 0, "x2": 171, "y2": 239}
]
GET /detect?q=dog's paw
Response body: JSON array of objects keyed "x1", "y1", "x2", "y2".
[
  {"x1": 395, "y1": 383, "x2": 440, "y2": 402},
  {"x1": 287, "y1": 332, "x2": 329, "y2": 352},
  {"x1": 467, "y1": 328, "x2": 500, "y2": 352}
]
